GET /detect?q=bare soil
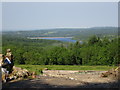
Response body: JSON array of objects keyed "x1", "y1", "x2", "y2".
[{"x1": 2, "y1": 70, "x2": 119, "y2": 88}]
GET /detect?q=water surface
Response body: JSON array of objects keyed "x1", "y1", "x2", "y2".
[{"x1": 29, "y1": 37, "x2": 77, "y2": 42}]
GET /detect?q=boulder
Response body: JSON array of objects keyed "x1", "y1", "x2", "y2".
[
  {"x1": 101, "y1": 66, "x2": 120, "y2": 80},
  {"x1": 43, "y1": 68, "x2": 49, "y2": 70},
  {"x1": 1, "y1": 65, "x2": 34, "y2": 83},
  {"x1": 10, "y1": 66, "x2": 32, "y2": 79}
]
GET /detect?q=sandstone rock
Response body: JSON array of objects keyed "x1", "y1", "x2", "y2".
[
  {"x1": 101, "y1": 66, "x2": 120, "y2": 80},
  {"x1": 43, "y1": 68, "x2": 49, "y2": 70},
  {"x1": 31, "y1": 72, "x2": 36, "y2": 79},
  {"x1": 12, "y1": 66, "x2": 33, "y2": 79}
]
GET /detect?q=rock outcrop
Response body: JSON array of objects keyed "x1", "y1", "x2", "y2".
[
  {"x1": 8, "y1": 66, "x2": 32, "y2": 80},
  {"x1": 101, "y1": 66, "x2": 120, "y2": 80}
]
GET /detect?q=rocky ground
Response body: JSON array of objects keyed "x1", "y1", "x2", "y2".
[
  {"x1": 1, "y1": 54, "x2": 119, "y2": 89},
  {"x1": 2, "y1": 70, "x2": 119, "y2": 89}
]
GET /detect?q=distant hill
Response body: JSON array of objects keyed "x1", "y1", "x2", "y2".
[{"x1": 2, "y1": 27, "x2": 118, "y2": 40}]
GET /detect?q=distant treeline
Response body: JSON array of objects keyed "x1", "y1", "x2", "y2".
[
  {"x1": 2, "y1": 27, "x2": 118, "y2": 41},
  {"x1": 2, "y1": 35, "x2": 120, "y2": 66}
]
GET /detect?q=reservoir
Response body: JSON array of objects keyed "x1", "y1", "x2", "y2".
[{"x1": 28, "y1": 37, "x2": 77, "y2": 42}]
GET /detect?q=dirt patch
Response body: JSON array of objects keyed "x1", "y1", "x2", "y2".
[
  {"x1": 2, "y1": 70, "x2": 119, "y2": 88},
  {"x1": 42, "y1": 70, "x2": 116, "y2": 83}
]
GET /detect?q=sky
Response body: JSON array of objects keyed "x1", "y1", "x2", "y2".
[{"x1": 2, "y1": 2, "x2": 118, "y2": 31}]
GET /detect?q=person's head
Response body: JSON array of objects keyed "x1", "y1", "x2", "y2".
[{"x1": 6, "y1": 49, "x2": 11, "y2": 53}]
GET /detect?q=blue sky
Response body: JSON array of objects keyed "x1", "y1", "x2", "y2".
[{"x1": 2, "y1": 2, "x2": 118, "y2": 31}]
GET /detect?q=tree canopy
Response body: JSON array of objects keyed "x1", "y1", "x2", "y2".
[{"x1": 2, "y1": 34, "x2": 120, "y2": 66}]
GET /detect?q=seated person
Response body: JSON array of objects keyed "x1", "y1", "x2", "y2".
[{"x1": 1, "y1": 49, "x2": 14, "y2": 82}]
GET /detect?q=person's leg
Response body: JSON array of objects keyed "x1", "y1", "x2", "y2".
[
  {"x1": 1, "y1": 68, "x2": 7, "y2": 83},
  {"x1": 5, "y1": 71, "x2": 10, "y2": 82}
]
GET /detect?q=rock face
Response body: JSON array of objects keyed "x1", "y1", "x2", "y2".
[
  {"x1": 43, "y1": 70, "x2": 79, "y2": 76},
  {"x1": 101, "y1": 66, "x2": 120, "y2": 80},
  {"x1": 42, "y1": 70, "x2": 106, "y2": 77},
  {"x1": 42, "y1": 70, "x2": 116, "y2": 83},
  {"x1": 9, "y1": 66, "x2": 32, "y2": 80}
]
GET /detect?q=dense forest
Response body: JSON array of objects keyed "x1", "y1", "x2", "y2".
[{"x1": 2, "y1": 32, "x2": 120, "y2": 66}]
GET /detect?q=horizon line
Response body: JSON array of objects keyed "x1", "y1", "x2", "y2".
[{"x1": 2, "y1": 26, "x2": 118, "y2": 32}]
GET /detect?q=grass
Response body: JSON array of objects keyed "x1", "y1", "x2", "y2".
[{"x1": 15, "y1": 65, "x2": 117, "y2": 75}]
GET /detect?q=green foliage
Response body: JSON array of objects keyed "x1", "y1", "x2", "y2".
[
  {"x1": 16, "y1": 65, "x2": 117, "y2": 75},
  {"x1": 2, "y1": 34, "x2": 120, "y2": 66},
  {"x1": 88, "y1": 35, "x2": 100, "y2": 45}
]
